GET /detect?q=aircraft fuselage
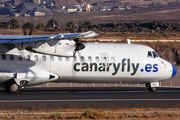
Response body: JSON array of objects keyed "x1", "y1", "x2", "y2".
[{"x1": 0, "y1": 42, "x2": 176, "y2": 88}]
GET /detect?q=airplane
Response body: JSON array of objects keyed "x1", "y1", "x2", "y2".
[{"x1": 0, "y1": 31, "x2": 177, "y2": 93}]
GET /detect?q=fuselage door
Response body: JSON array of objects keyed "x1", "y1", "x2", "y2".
[{"x1": 101, "y1": 53, "x2": 109, "y2": 66}]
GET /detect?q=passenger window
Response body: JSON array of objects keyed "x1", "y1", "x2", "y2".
[
  {"x1": 103, "y1": 57, "x2": 107, "y2": 62},
  {"x1": 26, "y1": 55, "x2": 30, "y2": 60},
  {"x1": 18, "y1": 55, "x2": 22, "y2": 60},
  {"x1": 50, "y1": 56, "x2": 54, "y2": 61},
  {"x1": 111, "y1": 57, "x2": 115, "y2": 62},
  {"x1": 58, "y1": 57, "x2": 62, "y2": 61},
  {"x1": 96, "y1": 56, "x2": 99, "y2": 62},
  {"x1": 34, "y1": 55, "x2": 38, "y2": 61},
  {"x1": 66, "y1": 57, "x2": 69, "y2": 61},
  {"x1": 73, "y1": 56, "x2": 77, "y2": 62},
  {"x1": 81, "y1": 56, "x2": 84, "y2": 62},
  {"x1": 10, "y1": 55, "x2": 14, "y2": 60},
  {"x1": 147, "y1": 51, "x2": 152, "y2": 58},
  {"x1": 152, "y1": 51, "x2": 159, "y2": 58},
  {"x1": 2, "y1": 54, "x2": 6, "y2": 60},
  {"x1": 88, "y1": 56, "x2": 92, "y2": 62},
  {"x1": 42, "y1": 56, "x2": 46, "y2": 61}
]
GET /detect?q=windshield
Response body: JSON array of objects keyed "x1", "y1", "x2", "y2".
[
  {"x1": 152, "y1": 51, "x2": 159, "y2": 58},
  {"x1": 147, "y1": 51, "x2": 159, "y2": 58}
]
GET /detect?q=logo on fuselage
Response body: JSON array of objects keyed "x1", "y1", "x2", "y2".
[
  {"x1": 74, "y1": 58, "x2": 140, "y2": 75},
  {"x1": 73, "y1": 58, "x2": 159, "y2": 76}
]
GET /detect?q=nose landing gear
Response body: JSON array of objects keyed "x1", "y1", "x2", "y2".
[{"x1": 146, "y1": 82, "x2": 159, "y2": 92}]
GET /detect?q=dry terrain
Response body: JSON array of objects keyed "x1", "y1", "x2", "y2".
[
  {"x1": 0, "y1": 108, "x2": 180, "y2": 120},
  {"x1": 0, "y1": 4, "x2": 180, "y2": 27}
]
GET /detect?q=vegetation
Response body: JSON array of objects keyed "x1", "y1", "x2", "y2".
[
  {"x1": 22, "y1": 22, "x2": 32, "y2": 28},
  {"x1": 83, "y1": 21, "x2": 91, "y2": 27},
  {"x1": 42, "y1": 113, "x2": 63, "y2": 119},
  {"x1": 81, "y1": 109, "x2": 106, "y2": 119},
  {"x1": 0, "y1": 23, "x2": 9, "y2": 29},
  {"x1": 45, "y1": 19, "x2": 58, "y2": 28},
  {"x1": 66, "y1": 21, "x2": 75, "y2": 27},
  {"x1": 9, "y1": 18, "x2": 19, "y2": 29},
  {"x1": 35, "y1": 23, "x2": 43, "y2": 29},
  {"x1": 0, "y1": 108, "x2": 179, "y2": 119}
]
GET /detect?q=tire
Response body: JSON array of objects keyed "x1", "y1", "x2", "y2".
[
  {"x1": 151, "y1": 87, "x2": 157, "y2": 92},
  {"x1": 148, "y1": 86, "x2": 156, "y2": 92},
  {"x1": 5, "y1": 80, "x2": 21, "y2": 93}
]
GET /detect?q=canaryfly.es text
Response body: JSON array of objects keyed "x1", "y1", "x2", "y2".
[{"x1": 73, "y1": 58, "x2": 140, "y2": 76}]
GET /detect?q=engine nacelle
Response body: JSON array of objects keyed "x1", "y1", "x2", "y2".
[
  {"x1": 32, "y1": 40, "x2": 76, "y2": 57},
  {"x1": 14, "y1": 69, "x2": 59, "y2": 86}
]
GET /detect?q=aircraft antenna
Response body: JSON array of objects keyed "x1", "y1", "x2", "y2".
[{"x1": 127, "y1": 39, "x2": 131, "y2": 44}]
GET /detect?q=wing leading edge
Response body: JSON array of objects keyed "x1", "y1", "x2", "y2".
[
  {"x1": 0, "y1": 31, "x2": 98, "y2": 50},
  {"x1": 0, "y1": 31, "x2": 97, "y2": 44}
]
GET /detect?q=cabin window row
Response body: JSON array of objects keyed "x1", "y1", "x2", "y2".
[
  {"x1": 1, "y1": 54, "x2": 62, "y2": 62},
  {"x1": 1, "y1": 54, "x2": 115, "y2": 63},
  {"x1": 73, "y1": 56, "x2": 115, "y2": 62}
]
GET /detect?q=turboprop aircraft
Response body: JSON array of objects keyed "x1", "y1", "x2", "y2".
[{"x1": 0, "y1": 31, "x2": 177, "y2": 93}]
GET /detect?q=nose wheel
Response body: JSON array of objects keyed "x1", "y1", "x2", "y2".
[
  {"x1": 5, "y1": 79, "x2": 21, "y2": 93},
  {"x1": 148, "y1": 86, "x2": 157, "y2": 92},
  {"x1": 146, "y1": 83, "x2": 157, "y2": 92}
]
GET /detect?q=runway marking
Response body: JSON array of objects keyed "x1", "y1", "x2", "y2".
[
  {"x1": 1, "y1": 111, "x2": 180, "y2": 115},
  {"x1": 0, "y1": 99, "x2": 180, "y2": 103}
]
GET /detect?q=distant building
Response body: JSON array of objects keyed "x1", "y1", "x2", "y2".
[
  {"x1": 86, "y1": 4, "x2": 90, "y2": 11},
  {"x1": 23, "y1": 13, "x2": 30, "y2": 16},
  {"x1": 118, "y1": 6, "x2": 125, "y2": 10},
  {"x1": 127, "y1": 6, "x2": 131, "y2": 9},
  {"x1": 15, "y1": 2, "x2": 36, "y2": 15},
  {"x1": 29, "y1": 6, "x2": 53, "y2": 16},
  {"x1": 73, "y1": 5, "x2": 82, "y2": 12},
  {"x1": 67, "y1": 8, "x2": 77, "y2": 13},
  {"x1": 34, "y1": 11, "x2": 45, "y2": 16},
  {"x1": 41, "y1": 1, "x2": 46, "y2": 5},
  {"x1": 13, "y1": 2, "x2": 53, "y2": 16},
  {"x1": 118, "y1": 8, "x2": 125, "y2": 10},
  {"x1": 11, "y1": 12, "x2": 20, "y2": 17},
  {"x1": 62, "y1": 6, "x2": 65, "y2": 10},
  {"x1": 0, "y1": 4, "x2": 15, "y2": 15}
]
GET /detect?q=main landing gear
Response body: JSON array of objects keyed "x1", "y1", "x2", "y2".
[
  {"x1": 5, "y1": 79, "x2": 21, "y2": 93},
  {"x1": 146, "y1": 82, "x2": 159, "y2": 92}
]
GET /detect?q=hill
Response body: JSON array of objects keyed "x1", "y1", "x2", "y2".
[{"x1": 1, "y1": 0, "x2": 180, "y2": 7}]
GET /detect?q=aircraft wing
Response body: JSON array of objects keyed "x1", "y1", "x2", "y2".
[{"x1": 0, "y1": 31, "x2": 98, "y2": 50}]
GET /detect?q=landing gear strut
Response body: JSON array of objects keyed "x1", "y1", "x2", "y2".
[
  {"x1": 146, "y1": 83, "x2": 157, "y2": 92},
  {"x1": 5, "y1": 79, "x2": 21, "y2": 93}
]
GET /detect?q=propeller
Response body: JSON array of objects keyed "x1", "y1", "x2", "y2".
[
  {"x1": 73, "y1": 20, "x2": 85, "y2": 51},
  {"x1": 74, "y1": 38, "x2": 85, "y2": 51}
]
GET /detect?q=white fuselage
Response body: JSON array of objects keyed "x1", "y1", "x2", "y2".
[{"x1": 0, "y1": 42, "x2": 175, "y2": 87}]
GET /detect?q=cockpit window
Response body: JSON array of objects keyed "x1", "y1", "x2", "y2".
[
  {"x1": 148, "y1": 51, "x2": 159, "y2": 58},
  {"x1": 147, "y1": 51, "x2": 152, "y2": 58},
  {"x1": 152, "y1": 51, "x2": 159, "y2": 58}
]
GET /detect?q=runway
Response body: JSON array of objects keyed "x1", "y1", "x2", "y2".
[{"x1": 0, "y1": 87, "x2": 180, "y2": 109}]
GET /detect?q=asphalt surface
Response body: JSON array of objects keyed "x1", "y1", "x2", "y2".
[{"x1": 0, "y1": 87, "x2": 180, "y2": 109}]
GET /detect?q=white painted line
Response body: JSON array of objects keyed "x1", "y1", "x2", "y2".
[
  {"x1": 1, "y1": 111, "x2": 180, "y2": 115},
  {"x1": 0, "y1": 99, "x2": 180, "y2": 103}
]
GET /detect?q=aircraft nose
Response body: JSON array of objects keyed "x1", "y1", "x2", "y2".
[{"x1": 171, "y1": 65, "x2": 177, "y2": 78}]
